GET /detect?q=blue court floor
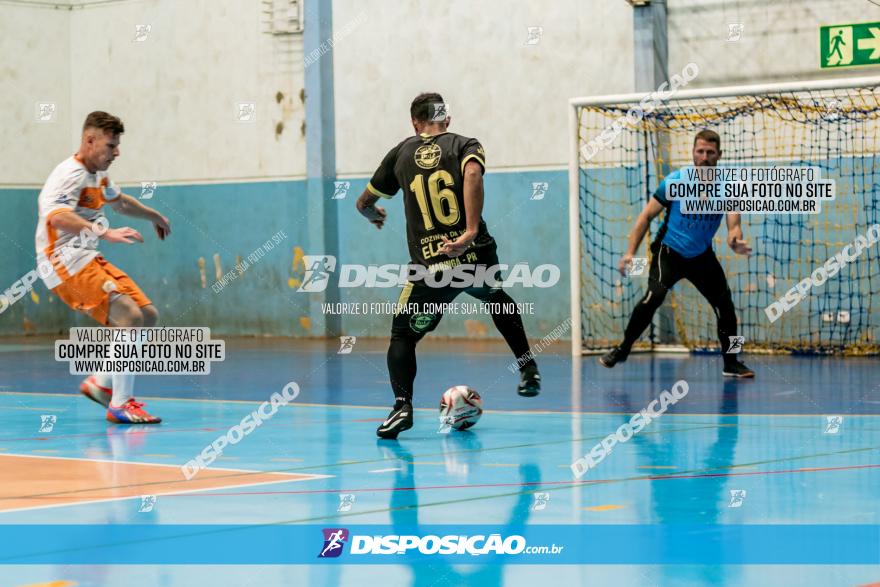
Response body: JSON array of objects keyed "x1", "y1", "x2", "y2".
[{"x1": 0, "y1": 337, "x2": 878, "y2": 586}]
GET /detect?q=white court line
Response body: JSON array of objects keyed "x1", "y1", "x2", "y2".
[
  {"x1": 1, "y1": 390, "x2": 879, "y2": 417},
  {"x1": 0, "y1": 406, "x2": 69, "y2": 412},
  {"x1": 0, "y1": 452, "x2": 332, "y2": 515}
]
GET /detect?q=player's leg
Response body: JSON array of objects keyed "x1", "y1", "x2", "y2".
[
  {"x1": 464, "y1": 245, "x2": 540, "y2": 396},
  {"x1": 600, "y1": 244, "x2": 685, "y2": 367},
  {"x1": 81, "y1": 304, "x2": 156, "y2": 405},
  {"x1": 82, "y1": 291, "x2": 154, "y2": 406},
  {"x1": 79, "y1": 372, "x2": 113, "y2": 407},
  {"x1": 387, "y1": 282, "x2": 444, "y2": 406},
  {"x1": 685, "y1": 250, "x2": 755, "y2": 378},
  {"x1": 473, "y1": 288, "x2": 541, "y2": 396},
  {"x1": 101, "y1": 294, "x2": 156, "y2": 423},
  {"x1": 83, "y1": 257, "x2": 162, "y2": 423},
  {"x1": 47, "y1": 258, "x2": 110, "y2": 406},
  {"x1": 51, "y1": 257, "x2": 117, "y2": 407},
  {"x1": 82, "y1": 300, "x2": 153, "y2": 405},
  {"x1": 140, "y1": 303, "x2": 159, "y2": 327},
  {"x1": 379, "y1": 281, "x2": 454, "y2": 439}
]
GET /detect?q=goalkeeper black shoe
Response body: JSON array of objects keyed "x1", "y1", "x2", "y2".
[
  {"x1": 599, "y1": 346, "x2": 629, "y2": 368},
  {"x1": 722, "y1": 359, "x2": 755, "y2": 378},
  {"x1": 376, "y1": 401, "x2": 413, "y2": 439},
  {"x1": 517, "y1": 365, "x2": 541, "y2": 397}
]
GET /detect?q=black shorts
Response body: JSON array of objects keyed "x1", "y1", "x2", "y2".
[
  {"x1": 391, "y1": 243, "x2": 503, "y2": 338},
  {"x1": 649, "y1": 242, "x2": 733, "y2": 307}
]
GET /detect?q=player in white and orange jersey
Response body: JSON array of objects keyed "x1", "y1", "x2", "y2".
[{"x1": 36, "y1": 111, "x2": 171, "y2": 423}]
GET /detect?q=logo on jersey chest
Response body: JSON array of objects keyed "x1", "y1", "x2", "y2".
[
  {"x1": 684, "y1": 214, "x2": 719, "y2": 230},
  {"x1": 414, "y1": 144, "x2": 442, "y2": 169},
  {"x1": 77, "y1": 187, "x2": 105, "y2": 210}
]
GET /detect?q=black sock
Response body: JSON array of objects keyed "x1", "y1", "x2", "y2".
[
  {"x1": 621, "y1": 302, "x2": 658, "y2": 352},
  {"x1": 387, "y1": 336, "x2": 417, "y2": 404},
  {"x1": 723, "y1": 354, "x2": 741, "y2": 366},
  {"x1": 621, "y1": 281, "x2": 668, "y2": 352},
  {"x1": 487, "y1": 291, "x2": 536, "y2": 370}
]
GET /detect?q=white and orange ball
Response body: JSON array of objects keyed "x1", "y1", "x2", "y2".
[{"x1": 439, "y1": 386, "x2": 483, "y2": 431}]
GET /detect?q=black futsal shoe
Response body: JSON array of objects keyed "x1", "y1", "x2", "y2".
[
  {"x1": 517, "y1": 365, "x2": 541, "y2": 397},
  {"x1": 376, "y1": 401, "x2": 414, "y2": 439},
  {"x1": 599, "y1": 346, "x2": 629, "y2": 368},
  {"x1": 722, "y1": 359, "x2": 755, "y2": 378}
]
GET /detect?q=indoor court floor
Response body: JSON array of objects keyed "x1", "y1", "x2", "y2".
[{"x1": 0, "y1": 337, "x2": 878, "y2": 586}]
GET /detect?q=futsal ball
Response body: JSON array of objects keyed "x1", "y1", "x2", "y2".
[{"x1": 439, "y1": 386, "x2": 483, "y2": 431}]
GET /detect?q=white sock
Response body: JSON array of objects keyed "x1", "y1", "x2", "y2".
[
  {"x1": 94, "y1": 372, "x2": 113, "y2": 389},
  {"x1": 110, "y1": 334, "x2": 140, "y2": 407},
  {"x1": 111, "y1": 373, "x2": 135, "y2": 407}
]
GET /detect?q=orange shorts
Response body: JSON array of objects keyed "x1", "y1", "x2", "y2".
[{"x1": 52, "y1": 256, "x2": 152, "y2": 326}]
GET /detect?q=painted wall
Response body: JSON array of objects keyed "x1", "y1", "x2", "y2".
[
  {"x1": 0, "y1": 2, "x2": 71, "y2": 334},
  {"x1": 66, "y1": 0, "x2": 307, "y2": 184},
  {"x1": 328, "y1": 0, "x2": 633, "y2": 340},
  {"x1": 0, "y1": 3, "x2": 71, "y2": 185},
  {"x1": 2, "y1": 0, "x2": 877, "y2": 340},
  {"x1": 331, "y1": 0, "x2": 634, "y2": 174},
  {"x1": 1, "y1": 0, "x2": 309, "y2": 336},
  {"x1": 667, "y1": 0, "x2": 880, "y2": 88}
]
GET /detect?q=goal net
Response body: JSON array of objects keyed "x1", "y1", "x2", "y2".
[{"x1": 569, "y1": 76, "x2": 880, "y2": 356}]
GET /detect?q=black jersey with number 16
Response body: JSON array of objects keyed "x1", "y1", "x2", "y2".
[{"x1": 366, "y1": 132, "x2": 495, "y2": 268}]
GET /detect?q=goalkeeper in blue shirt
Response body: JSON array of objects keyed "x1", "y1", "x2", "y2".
[{"x1": 600, "y1": 129, "x2": 755, "y2": 378}]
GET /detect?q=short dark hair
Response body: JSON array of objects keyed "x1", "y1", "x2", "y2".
[
  {"x1": 694, "y1": 129, "x2": 720, "y2": 149},
  {"x1": 410, "y1": 92, "x2": 445, "y2": 123},
  {"x1": 83, "y1": 111, "x2": 124, "y2": 135}
]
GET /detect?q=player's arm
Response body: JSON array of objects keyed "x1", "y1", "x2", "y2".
[
  {"x1": 618, "y1": 197, "x2": 665, "y2": 275},
  {"x1": 439, "y1": 160, "x2": 483, "y2": 257},
  {"x1": 355, "y1": 191, "x2": 387, "y2": 229},
  {"x1": 108, "y1": 194, "x2": 172, "y2": 240},
  {"x1": 725, "y1": 213, "x2": 752, "y2": 255},
  {"x1": 49, "y1": 210, "x2": 144, "y2": 245},
  {"x1": 358, "y1": 144, "x2": 401, "y2": 230},
  {"x1": 44, "y1": 171, "x2": 144, "y2": 244}
]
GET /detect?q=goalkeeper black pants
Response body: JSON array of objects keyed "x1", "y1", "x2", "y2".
[{"x1": 621, "y1": 243, "x2": 739, "y2": 357}]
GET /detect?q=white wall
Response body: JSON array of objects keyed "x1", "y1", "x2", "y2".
[
  {"x1": 331, "y1": 0, "x2": 635, "y2": 176},
  {"x1": 668, "y1": 0, "x2": 880, "y2": 88},
  {"x1": 69, "y1": 0, "x2": 307, "y2": 184},
  {"x1": 1, "y1": 0, "x2": 307, "y2": 187},
  {"x1": 6, "y1": 0, "x2": 877, "y2": 185},
  {"x1": 0, "y1": 2, "x2": 72, "y2": 186},
  {"x1": 332, "y1": 0, "x2": 880, "y2": 179}
]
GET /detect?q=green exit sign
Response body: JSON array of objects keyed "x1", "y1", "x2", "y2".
[{"x1": 821, "y1": 22, "x2": 880, "y2": 68}]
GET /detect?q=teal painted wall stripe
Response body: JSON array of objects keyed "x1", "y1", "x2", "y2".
[{"x1": 0, "y1": 171, "x2": 569, "y2": 339}]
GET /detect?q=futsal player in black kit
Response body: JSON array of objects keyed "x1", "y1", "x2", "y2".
[{"x1": 356, "y1": 92, "x2": 541, "y2": 439}]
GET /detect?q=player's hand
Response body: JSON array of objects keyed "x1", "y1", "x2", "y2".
[
  {"x1": 101, "y1": 227, "x2": 144, "y2": 244},
  {"x1": 153, "y1": 214, "x2": 171, "y2": 240},
  {"x1": 439, "y1": 232, "x2": 475, "y2": 257},
  {"x1": 362, "y1": 205, "x2": 386, "y2": 229},
  {"x1": 729, "y1": 236, "x2": 752, "y2": 256},
  {"x1": 369, "y1": 206, "x2": 387, "y2": 229},
  {"x1": 618, "y1": 253, "x2": 634, "y2": 276}
]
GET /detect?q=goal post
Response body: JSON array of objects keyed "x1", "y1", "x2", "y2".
[{"x1": 569, "y1": 75, "x2": 880, "y2": 357}]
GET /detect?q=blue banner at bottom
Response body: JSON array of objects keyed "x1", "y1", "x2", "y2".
[{"x1": 0, "y1": 524, "x2": 877, "y2": 565}]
